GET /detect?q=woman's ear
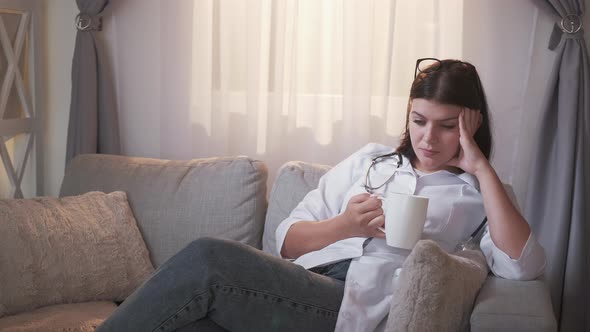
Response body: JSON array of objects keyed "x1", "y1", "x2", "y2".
[{"x1": 478, "y1": 111, "x2": 483, "y2": 130}]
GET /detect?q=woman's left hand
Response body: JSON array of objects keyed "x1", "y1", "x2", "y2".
[{"x1": 447, "y1": 108, "x2": 489, "y2": 175}]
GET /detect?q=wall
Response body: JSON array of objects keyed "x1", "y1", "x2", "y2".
[
  {"x1": 464, "y1": 0, "x2": 547, "y2": 186},
  {"x1": 463, "y1": 1, "x2": 559, "y2": 209},
  {"x1": 41, "y1": 0, "x2": 77, "y2": 196}
]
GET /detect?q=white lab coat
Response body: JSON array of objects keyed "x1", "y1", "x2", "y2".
[{"x1": 275, "y1": 143, "x2": 546, "y2": 332}]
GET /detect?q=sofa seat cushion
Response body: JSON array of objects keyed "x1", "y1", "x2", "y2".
[
  {"x1": 0, "y1": 191, "x2": 154, "y2": 318},
  {"x1": 0, "y1": 301, "x2": 117, "y2": 332}
]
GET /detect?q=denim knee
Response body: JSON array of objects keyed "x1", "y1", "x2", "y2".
[
  {"x1": 186, "y1": 236, "x2": 227, "y2": 252},
  {"x1": 181, "y1": 237, "x2": 239, "y2": 272}
]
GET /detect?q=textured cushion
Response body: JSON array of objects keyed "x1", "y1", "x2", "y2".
[
  {"x1": 262, "y1": 161, "x2": 331, "y2": 256},
  {"x1": 60, "y1": 154, "x2": 268, "y2": 267},
  {"x1": 0, "y1": 301, "x2": 117, "y2": 332},
  {"x1": 386, "y1": 240, "x2": 489, "y2": 332},
  {"x1": 0, "y1": 192, "x2": 154, "y2": 318}
]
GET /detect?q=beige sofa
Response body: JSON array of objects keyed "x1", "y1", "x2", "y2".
[{"x1": 0, "y1": 154, "x2": 557, "y2": 331}]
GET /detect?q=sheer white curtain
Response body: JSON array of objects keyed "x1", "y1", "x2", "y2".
[
  {"x1": 104, "y1": 0, "x2": 462, "y2": 185},
  {"x1": 188, "y1": 0, "x2": 462, "y2": 182}
]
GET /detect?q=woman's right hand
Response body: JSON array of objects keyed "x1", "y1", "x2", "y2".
[
  {"x1": 339, "y1": 193, "x2": 385, "y2": 238},
  {"x1": 281, "y1": 193, "x2": 385, "y2": 259}
]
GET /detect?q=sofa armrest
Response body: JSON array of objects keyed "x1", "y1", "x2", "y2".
[{"x1": 470, "y1": 276, "x2": 557, "y2": 332}]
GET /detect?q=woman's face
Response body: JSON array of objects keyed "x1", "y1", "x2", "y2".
[{"x1": 409, "y1": 98, "x2": 462, "y2": 173}]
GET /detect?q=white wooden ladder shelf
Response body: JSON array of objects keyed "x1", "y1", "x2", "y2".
[{"x1": 0, "y1": 8, "x2": 34, "y2": 198}]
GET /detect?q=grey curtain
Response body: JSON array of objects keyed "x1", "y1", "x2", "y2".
[
  {"x1": 66, "y1": 0, "x2": 120, "y2": 164},
  {"x1": 526, "y1": 1, "x2": 589, "y2": 331}
]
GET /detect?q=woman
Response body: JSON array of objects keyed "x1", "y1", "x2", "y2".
[{"x1": 97, "y1": 59, "x2": 546, "y2": 332}]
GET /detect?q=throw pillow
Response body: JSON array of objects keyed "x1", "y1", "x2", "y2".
[
  {"x1": 386, "y1": 240, "x2": 489, "y2": 332},
  {"x1": 0, "y1": 191, "x2": 154, "y2": 318}
]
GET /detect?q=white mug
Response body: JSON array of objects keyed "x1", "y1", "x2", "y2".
[{"x1": 377, "y1": 192, "x2": 429, "y2": 250}]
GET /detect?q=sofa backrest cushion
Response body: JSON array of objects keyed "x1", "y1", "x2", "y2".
[
  {"x1": 263, "y1": 161, "x2": 330, "y2": 256},
  {"x1": 60, "y1": 154, "x2": 268, "y2": 267}
]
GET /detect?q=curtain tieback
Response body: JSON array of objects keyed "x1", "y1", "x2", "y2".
[
  {"x1": 75, "y1": 13, "x2": 102, "y2": 32},
  {"x1": 548, "y1": 14, "x2": 583, "y2": 50},
  {"x1": 560, "y1": 14, "x2": 582, "y2": 34}
]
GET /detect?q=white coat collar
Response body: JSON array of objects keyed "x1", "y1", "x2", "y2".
[
  {"x1": 366, "y1": 147, "x2": 480, "y2": 191},
  {"x1": 397, "y1": 154, "x2": 480, "y2": 191},
  {"x1": 456, "y1": 172, "x2": 480, "y2": 190}
]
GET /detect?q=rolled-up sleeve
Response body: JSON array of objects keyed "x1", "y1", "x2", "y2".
[
  {"x1": 480, "y1": 230, "x2": 546, "y2": 280},
  {"x1": 275, "y1": 143, "x2": 390, "y2": 257}
]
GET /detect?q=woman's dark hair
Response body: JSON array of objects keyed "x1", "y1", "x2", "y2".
[{"x1": 396, "y1": 59, "x2": 493, "y2": 162}]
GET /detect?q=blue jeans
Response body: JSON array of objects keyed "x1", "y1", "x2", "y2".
[{"x1": 97, "y1": 237, "x2": 345, "y2": 332}]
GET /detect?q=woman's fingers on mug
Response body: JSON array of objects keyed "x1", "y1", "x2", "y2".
[
  {"x1": 346, "y1": 194, "x2": 372, "y2": 216},
  {"x1": 349, "y1": 193, "x2": 370, "y2": 203},
  {"x1": 367, "y1": 214, "x2": 384, "y2": 228},
  {"x1": 357, "y1": 196, "x2": 382, "y2": 214},
  {"x1": 361, "y1": 206, "x2": 384, "y2": 225},
  {"x1": 372, "y1": 231, "x2": 386, "y2": 238},
  {"x1": 368, "y1": 215, "x2": 386, "y2": 238}
]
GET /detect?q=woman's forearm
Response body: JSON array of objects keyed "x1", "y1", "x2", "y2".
[
  {"x1": 474, "y1": 163, "x2": 531, "y2": 258},
  {"x1": 281, "y1": 215, "x2": 354, "y2": 259},
  {"x1": 281, "y1": 193, "x2": 385, "y2": 259}
]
